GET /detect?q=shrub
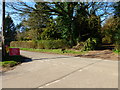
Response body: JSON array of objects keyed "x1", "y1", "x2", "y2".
[
  {"x1": 102, "y1": 37, "x2": 112, "y2": 44},
  {"x1": 72, "y1": 42, "x2": 85, "y2": 50},
  {"x1": 10, "y1": 40, "x2": 69, "y2": 49},
  {"x1": 37, "y1": 41, "x2": 45, "y2": 49},
  {"x1": 10, "y1": 41, "x2": 37, "y2": 49},
  {"x1": 83, "y1": 38, "x2": 98, "y2": 51},
  {"x1": 114, "y1": 27, "x2": 120, "y2": 51},
  {"x1": 0, "y1": 61, "x2": 18, "y2": 67},
  {"x1": 37, "y1": 40, "x2": 69, "y2": 49}
]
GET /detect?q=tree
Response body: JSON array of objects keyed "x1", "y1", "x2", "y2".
[
  {"x1": 113, "y1": 1, "x2": 120, "y2": 50},
  {"x1": 114, "y1": 1, "x2": 120, "y2": 17},
  {"x1": 41, "y1": 18, "x2": 62, "y2": 40},
  {"x1": 4, "y1": 14, "x2": 16, "y2": 45},
  {"x1": 102, "y1": 17, "x2": 117, "y2": 44},
  {"x1": 41, "y1": 2, "x2": 113, "y2": 45},
  {"x1": 7, "y1": 2, "x2": 114, "y2": 46}
]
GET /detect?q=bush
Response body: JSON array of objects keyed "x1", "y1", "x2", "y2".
[
  {"x1": 72, "y1": 42, "x2": 85, "y2": 50},
  {"x1": 83, "y1": 38, "x2": 99, "y2": 51},
  {"x1": 10, "y1": 41, "x2": 37, "y2": 49},
  {"x1": 102, "y1": 37, "x2": 112, "y2": 44},
  {"x1": 114, "y1": 28, "x2": 120, "y2": 51},
  {"x1": 10, "y1": 40, "x2": 69, "y2": 49},
  {"x1": 114, "y1": 43, "x2": 120, "y2": 51},
  {"x1": 36, "y1": 40, "x2": 69, "y2": 49},
  {"x1": 0, "y1": 61, "x2": 18, "y2": 67}
]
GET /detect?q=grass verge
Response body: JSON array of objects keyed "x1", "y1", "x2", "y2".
[
  {"x1": 10, "y1": 47, "x2": 86, "y2": 55},
  {"x1": 1, "y1": 54, "x2": 31, "y2": 68},
  {"x1": 0, "y1": 61, "x2": 18, "y2": 67},
  {"x1": 113, "y1": 50, "x2": 120, "y2": 54}
]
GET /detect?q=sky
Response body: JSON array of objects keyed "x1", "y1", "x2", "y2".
[
  {"x1": 0, "y1": 1, "x2": 115, "y2": 31},
  {"x1": 0, "y1": 1, "x2": 35, "y2": 31}
]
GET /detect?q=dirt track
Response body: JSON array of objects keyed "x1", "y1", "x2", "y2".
[{"x1": 77, "y1": 50, "x2": 119, "y2": 61}]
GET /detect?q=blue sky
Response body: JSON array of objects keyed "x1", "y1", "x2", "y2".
[{"x1": 0, "y1": 1, "x2": 35, "y2": 31}]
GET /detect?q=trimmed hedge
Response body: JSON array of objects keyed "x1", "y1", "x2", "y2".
[
  {"x1": 10, "y1": 41, "x2": 37, "y2": 49},
  {"x1": 10, "y1": 40, "x2": 69, "y2": 49}
]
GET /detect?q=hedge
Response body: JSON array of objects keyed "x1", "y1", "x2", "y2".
[
  {"x1": 10, "y1": 40, "x2": 69, "y2": 49},
  {"x1": 10, "y1": 41, "x2": 37, "y2": 49}
]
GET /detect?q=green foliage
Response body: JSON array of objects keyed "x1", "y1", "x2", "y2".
[
  {"x1": 0, "y1": 61, "x2": 18, "y2": 67},
  {"x1": 73, "y1": 14, "x2": 101, "y2": 45},
  {"x1": 102, "y1": 16, "x2": 120, "y2": 50},
  {"x1": 37, "y1": 40, "x2": 68, "y2": 49},
  {"x1": 83, "y1": 38, "x2": 98, "y2": 51},
  {"x1": 72, "y1": 42, "x2": 85, "y2": 50},
  {"x1": 102, "y1": 17, "x2": 117, "y2": 44},
  {"x1": 41, "y1": 19, "x2": 62, "y2": 40},
  {"x1": 102, "y1": 37, "x2": 112, "y2": 44},
  {"x1": 9, "y1": 2, "x2": 115, "y2": 49},
  {"x1": 10, "y1": 41, "x2": 37, "y2": 49},
  {"x1": 113, "y1": 2, "x2": 120, "y2": 50},
  {"x1": 114, "y1": 1, "x2": 120, "y2": 17},
  {"x1": 16, "y1": 31, "x2": 26, "y2": 41},
  {"x1": 4, "y1": 14, "x2": 16, "y2": 45},
  {"x1": 14, "y1": 2, "x2": 110, "y2": 46},
  {"x1": 113, "y1": 50, "x2": 120, "y2": 54},
  {"x1": 114, "y1": 18, "x2": 120, "y2": 51},
  {"x1": 16, "y1": 30, "x2": 31, "y2": 41},
  {"x1": 10, "y1": 40, "x2": 69, "y2": 49}
]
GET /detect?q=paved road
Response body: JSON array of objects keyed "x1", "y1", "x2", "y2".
[{"x1": 2, "y1": 50, "x2": 118, "y2": 88}]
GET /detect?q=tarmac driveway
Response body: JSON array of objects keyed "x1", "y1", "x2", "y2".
[{"x1": 2, "y1": 50, "x2": 118, "y2": 88}]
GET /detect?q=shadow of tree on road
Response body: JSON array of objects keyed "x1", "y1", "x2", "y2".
[{"x1": 32, "y1": 56, "x2": 72, "y2": 61}]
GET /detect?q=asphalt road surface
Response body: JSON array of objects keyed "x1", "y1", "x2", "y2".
[{"x1": 2, "y1": 50, "x2": 118, "y2": 88}]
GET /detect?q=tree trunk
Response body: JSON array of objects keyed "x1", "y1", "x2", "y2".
[{"x1": 2, "y1": 0, "x2": 6, "y2": 61}]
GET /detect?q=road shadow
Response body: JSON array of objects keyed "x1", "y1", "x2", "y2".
[
  {"x1": 21, "y1": 55, "x2": 32, "y2": 62},
  {"x1": 32, "y1": 56, "x2": 71, "y2": 61},
  {"x1": 3, "y1": 54, "x2": 32, "y2": 63}
]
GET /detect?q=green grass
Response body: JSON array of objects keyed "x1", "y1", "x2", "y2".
[
  {"x1": 0, "y1": 61, "x2": 18, "y2": 67},
  {"x1": 1, "y1": 54, "x2": 31, "y2": 68},
  {"x1": 10, "y1": 47, "x2": 86, "y2": 55},
  {"x1": 21, "y1": 48, "x2": 86, "y2": 54},
  {"x1": 113, "y1": 50, "x2": 120, "y2": 54}
]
